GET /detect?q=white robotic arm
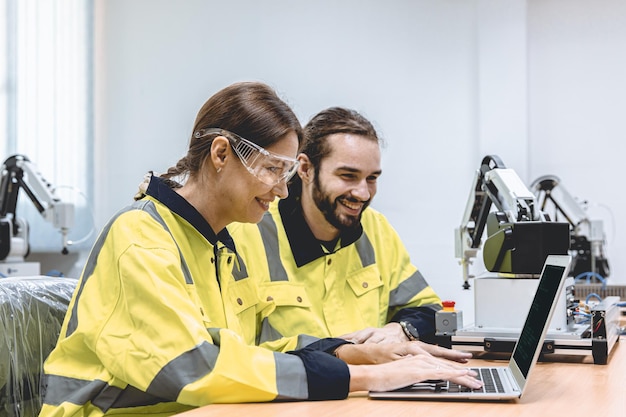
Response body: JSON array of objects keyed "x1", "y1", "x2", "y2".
[
  {"x1": 455, "y1": 155, "x2": 569, "y2": 288},
  {"x1": 0, "y1": 154, "x2": 74, "y2": 262},
  {"x1": 531, "y1": 175, "x2": 610, "y2": 279}
]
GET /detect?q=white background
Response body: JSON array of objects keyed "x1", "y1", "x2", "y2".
[{"x1": 81, "y1": 0, "x2": 624, "y2": 323}]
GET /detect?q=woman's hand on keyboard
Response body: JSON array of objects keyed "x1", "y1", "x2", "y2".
[{"x1": 347, "y1": 354, "x2": 483, "y2": 393}]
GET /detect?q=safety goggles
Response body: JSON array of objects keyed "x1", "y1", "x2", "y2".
[{"x1": 194, "y1": 128, "x2": 299, "y2": 186}]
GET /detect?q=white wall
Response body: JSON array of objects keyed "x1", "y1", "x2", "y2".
[
  {"x1": 527, "y1": 0, "x2": 625, "y2": 285},
  {"x1": 91, "y1": 0, "x2": 625, "y2": 323}
]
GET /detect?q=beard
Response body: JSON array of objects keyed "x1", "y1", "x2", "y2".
[{"x1": 311, "y1": 174, "x2": 369, "y2": 232}]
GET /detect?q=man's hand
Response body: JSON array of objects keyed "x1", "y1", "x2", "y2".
[
  {"x1": 340, "y1": 323, "x2": 407, "y2": 344},
  {"x1": 389, "y1": 340, "x2": 472, "y2": 363},
  {"x1": 334, "y1": 341, "x2": 472, "y2": 365}
]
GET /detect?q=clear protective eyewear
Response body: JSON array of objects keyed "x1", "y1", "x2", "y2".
[{"x1": 195, "y1": 128, "x2": 300, "y2": 186}]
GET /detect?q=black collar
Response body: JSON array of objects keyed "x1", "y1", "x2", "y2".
[
  {"x1": 145, "y1": 176, "x2": 236, "y2": 251},
  {"x1": 278, "y1": 191, "x2": 363, "y2": 267}
]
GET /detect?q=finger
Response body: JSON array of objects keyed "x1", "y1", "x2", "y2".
[
  {"x1": 452, "y1": 372, "x2": 483, "y2": 389},
  {"x1": 340, "y1": 333, "x2": 366, "y2": 343},
  {"x1": 341, "y1": 329, "x2": 376, "y2": 343},
  {"x1": 439, "y1": 351, "x2": 472, "y2": 363},
  {"x1": 340, "y1": 329, "x2": 360, "y2": 337},
  {"x1": 422, "y1": 357, "x2": 475, "y2": 374},
  {"x1": 339, "y1": 332, "x2": 357, "y2": 340},
  {"x1": 437, "y1": 368, "x2": 483, "y2": 389},
  {"x1": 424, "y1": 344, "x2": 472, "y2": 361}
]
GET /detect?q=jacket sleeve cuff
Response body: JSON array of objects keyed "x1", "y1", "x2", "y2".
[{"x1": 287, "y1": 338, "x2": 351, "y2": 400}]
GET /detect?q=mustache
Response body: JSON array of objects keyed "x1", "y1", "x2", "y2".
[{"x1": 338, "y1": 195, "x2": 369, "y2": 204}]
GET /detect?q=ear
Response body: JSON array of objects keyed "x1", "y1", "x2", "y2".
[
  {"x1": 297, "y1": 153, "x2": 314, "y2": 183},
  {"x1": 210, "y1": 136, "x2": 230, "y2": 172}
]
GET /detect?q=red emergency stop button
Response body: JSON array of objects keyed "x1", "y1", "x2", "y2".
[{"x1": 442, "y1": 300, "x2": 456, "y2": 311}]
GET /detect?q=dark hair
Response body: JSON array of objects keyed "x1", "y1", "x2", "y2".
[
  {"x1": 290, "y1": 107, "x2": 381, "y2": 195},
  {"x1": 161, "y1": 82, "x2": 302, "y2": 186}
]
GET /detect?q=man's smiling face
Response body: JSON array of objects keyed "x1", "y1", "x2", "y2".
[{"x1": 310, "y1": 133, "x2": 382, "y2": 233}]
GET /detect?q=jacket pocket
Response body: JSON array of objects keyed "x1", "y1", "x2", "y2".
[
  {"x1": 226, "y1": 278, "x2": 261, "y2": 343},
  {"x1": 259, "y1": 282, "x2": 312, "y2": 308},
  {"x1": 228, "y1": 278, "x2": 260, "y2": 315},
  {"x1": 346, "y1": 264, "x2": 383, "y2": 297}
]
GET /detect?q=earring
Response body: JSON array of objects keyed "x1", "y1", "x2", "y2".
[{"x1": 216, "y1": 167, "x2": 222, "y2": 174}]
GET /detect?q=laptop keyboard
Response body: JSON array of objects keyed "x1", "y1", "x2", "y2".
[{"x1": 447, "y1": 368, "x2": 505, "y2": 393}]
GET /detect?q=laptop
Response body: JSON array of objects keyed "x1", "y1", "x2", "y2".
[{"x1": 369, "y1": 254, "x2": 572, "y2": 401}]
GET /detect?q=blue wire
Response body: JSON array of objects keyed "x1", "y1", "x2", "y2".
[
  {"x1": 574, "y1": 271, "x2": 607, "y2": 287},
  {"x1": 585, "y1": 293, "x2": 603, "y2": 304}
]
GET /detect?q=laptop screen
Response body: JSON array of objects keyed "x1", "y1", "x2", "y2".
[{"x1": 511, "y1": 264, "x2": 566, "y2": 377}]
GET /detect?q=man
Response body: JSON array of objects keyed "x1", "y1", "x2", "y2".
[{"x1": 229, "y1": 107, "x2": 442, "y2": 345}]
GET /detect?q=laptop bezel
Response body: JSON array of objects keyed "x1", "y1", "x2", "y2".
[{"x1": 507, "y1": 254, "x2": 572, "y2": 395}]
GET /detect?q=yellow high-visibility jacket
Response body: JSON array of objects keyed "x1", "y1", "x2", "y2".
[
  {"x1": 39, "y1": 177, "x2": 349, "y2": 417},
  {"x1": 228, "y1": 194, "x2": 443, "y2": 343}
]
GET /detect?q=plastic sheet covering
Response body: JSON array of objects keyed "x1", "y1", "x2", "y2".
[{"x1": 0, "y1": 276, "x2": 77, "y2": 417}]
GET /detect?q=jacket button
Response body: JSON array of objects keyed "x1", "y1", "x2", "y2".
[
  {"x1": 362, "y1": 282, "x2": 368, "y2": 288},
  {"x1": 227, "y1": 257, "x2": 233, "y2": 264},
  {"x1": 237, "y1": 298, "x2": 243, "y2": 305},
  {"x1": 210, "y1": 257, "x2": 214, "y2": 264},
  {"x1": 266, "y1": 296, "x2": 274, "y2": 302},
  {"x1": 327, "y1": 259, "x2": 332, "y2": 265},
  {"x1": 296, "y1": 296, "x2": 303, "y2": 303}
]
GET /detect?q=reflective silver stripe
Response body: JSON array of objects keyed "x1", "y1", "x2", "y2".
[
  {"x1": 146, "y1": 340, "x2": 219, "y2": 399},
  {"x1": 388, "y1": 270, "x2": 432, "y2": 306},
  {"x1": 207, "y1": 327, "x2": 221, "y2": 344},
  {"x1": 419, "y1": 302, "x2": 442, "y2": 311},
  {"x1": 210, "y1": 327, "x2": 308, "y2": 400},
  {"x1": 67, "y1": 200, "x2": 193, "y2": 336},
  {"x1": 66, "y1": 204, "x2": 135, "y2": 336},
  {"x1": 295, "y1": 334, "x2": 320, "y2": 349},
  {"x1": 42, "y1": 376, "x2": 108, "y2": 407},
  {"x1": 257, "y1": 320, "x2": 318, "y2": 349},
  {"x1": 180, "y1": 253, "x2": 194, "y2": 284},
  {"x1": 273, "y1": 351, "x2": 308, "y2": 400},
  {"x1": 231, "y1": 251, "x2": 249, "y2": 281},
  {"x1": 257, "y1": 214, "x2": 289, "y2": 281},
  {"x1": 94, "y1": 384, "x2": 166, "y2": 410},
  {"x1": 41, "y1": 376, "x2": 166, "y2": 410},
  {"x1": 258, "y1": 317, "x2": 285, "y2": 344},
  {"x1": 44, "y1": 340, "x2": 220, "y2": 409},
  {"x1": 140, "y1": 200, "x2": 194, "y2": 285},
  {"x1": 354, "y1": 233, "x2": 375, "y2": 267}
]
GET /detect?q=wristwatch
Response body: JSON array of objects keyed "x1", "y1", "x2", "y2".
[{"x1": 399, "y1": 320, "x2": 420, "y2": 341}]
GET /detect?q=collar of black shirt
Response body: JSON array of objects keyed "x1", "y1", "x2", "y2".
[{"x1": 278, "y1": 192, "x2": 363, "y2": 267}]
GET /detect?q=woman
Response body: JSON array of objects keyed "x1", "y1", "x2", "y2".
[{"x1": 39, "y1": 82, "x2": 481, "y2": 416}]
